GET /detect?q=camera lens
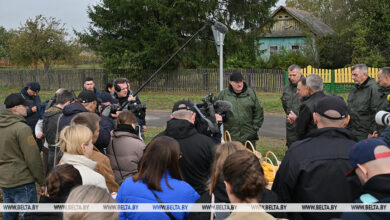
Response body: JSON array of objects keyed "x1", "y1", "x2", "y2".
[{"x1": 375, "y1": 111, "x2": 390, "y2": 126}]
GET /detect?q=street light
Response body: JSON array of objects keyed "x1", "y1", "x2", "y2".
[{"x1": 211, "y1": 21, "x2": 228, "y2": 91}]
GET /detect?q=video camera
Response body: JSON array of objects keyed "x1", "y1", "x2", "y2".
[
  {"x1": 194, "y1": 93, "x2": 232, "y2": 137},
  {"x1": 119, "y1": 101, "x2": 146, "y2": 120}
]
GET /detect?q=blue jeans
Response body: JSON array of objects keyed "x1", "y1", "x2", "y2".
[{"x1": 2, "y1": 183, "x2": 37, "y2": 220}]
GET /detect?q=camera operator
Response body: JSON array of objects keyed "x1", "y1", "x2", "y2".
[
  {"x1": 114, "y1": 78, "x2": 146, "y2": 135},
  {"x1": 99, "y1": 91, "x2": 121, "y2": 127}
]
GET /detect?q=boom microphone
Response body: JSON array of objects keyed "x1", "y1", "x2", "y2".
[
  {"x1": 212, "y1": 20, "x2": 229, "y2": 34},
  {"x1": 214, "y1": 100, "x2": 232, "y2": 114}
]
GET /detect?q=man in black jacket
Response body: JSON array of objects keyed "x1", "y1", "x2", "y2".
[
  {"x1": 295, "y1": 74, "x2": 326, "y2": 140},
  {"x1": 20, "y1": 82, "x2": 42, "y2": 131},
  {"x1": 272, "y1": 95, "x2": 361, "y2": 220},
  {"x1": 156, "y1": 100, "x2": 216, "y2": 195}
]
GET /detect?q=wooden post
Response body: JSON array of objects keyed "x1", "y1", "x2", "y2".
[
  {"x1": 331, "y1": 69, "x2": 335, "y2": 93},
  {"x1": 285, "y1": 70, "x2": 288, "y2": 85}
]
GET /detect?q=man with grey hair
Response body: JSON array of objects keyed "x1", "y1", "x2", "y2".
[
  {"x1": 295, "y1": 74, "x2": 326, "y2": 139},
  {"x1": 347, "y1": 64, "x2": 380, "y2": 140},
  {"x1": 281, "y1": 64, "x2": 303, "y2": 147},
  {"x1": 156, "y1": 100, "x2": 216, "y2": 195}
]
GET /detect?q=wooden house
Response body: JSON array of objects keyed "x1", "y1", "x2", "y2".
[{"x1": 258, "y1": 6, "x2": 335, "y2": 59}]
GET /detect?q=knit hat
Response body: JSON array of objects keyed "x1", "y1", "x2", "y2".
[{"x1": 27, "y1": 82, "x2": 40, "y2": 92}]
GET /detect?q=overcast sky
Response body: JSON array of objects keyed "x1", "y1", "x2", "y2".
[{"x1": 0, "y1": 0, "x2": 286, "y2": 35}]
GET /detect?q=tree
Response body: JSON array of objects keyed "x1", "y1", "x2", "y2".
[
  {"x1": 77, "y1": 0, "x2": 277, "y2": 74},
  {"x1": 8, "y1": 15, "x2": 78, "y2": 71},
  {"x1": 285, "y1": 0, "x2": 353, "y2": 33},
  {"x1": 348, "y1": 0, "x2": 390, "y2": 67},
  {"x1": 0, "y1": 26, "x2": 13, "y2": 59}
]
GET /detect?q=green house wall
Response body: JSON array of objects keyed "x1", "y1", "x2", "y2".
[{"x1": 258, "y1": 37, "x2": 306, "y2": 59}]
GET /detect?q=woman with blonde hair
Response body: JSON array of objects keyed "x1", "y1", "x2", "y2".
[
  {"x1": 59, "y1": 124, "x2": 108, "y2": 190},
  {"x1": 64, "y1": 185, "x2": 118, "y2": 220},
  {"x1": 106, "y1": 111, "x2": 146, "y2": 184}
]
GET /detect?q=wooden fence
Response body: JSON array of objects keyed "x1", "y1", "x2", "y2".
[
  {"x1": 0, "y1": 68, "x2": 285, "y2": 92},
  {"x1": 285, "y1": 65, "x2": 381, "y2": 93}
]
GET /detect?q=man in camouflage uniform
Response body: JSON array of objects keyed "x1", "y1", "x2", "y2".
[
  {"x1": 281, "y1": 64, "x2": 303, "y2": 147},
  {"x1": 215, "y1": 71, "x2": 264, "y2": 144},
  {"x1": 347, "y1": 64, "x2": 380, "y2": 140}
]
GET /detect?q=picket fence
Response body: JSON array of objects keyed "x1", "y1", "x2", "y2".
[{"x1": 286, "y1": 65, "x2": 381, "y2": 93}]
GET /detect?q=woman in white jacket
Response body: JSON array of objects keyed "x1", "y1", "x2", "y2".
[{"x1": 59, "y1": 124, "x2": 108, "y2": 191}]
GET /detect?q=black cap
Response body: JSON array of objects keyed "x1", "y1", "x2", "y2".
[
  {"x1": 314, "y1": 95, "x2": 348, "y2": 120},
  {"x1": 4, "y1": 93, "x2": 32, "y2": 108},
  {"x1": 99, "y1": 92, "x2": 115, "y2": 104},
  {"x1": 172, "y1": 100, "x2": 194, "y2": 113},
  {"x1": 78, "y1": 90, "x2": 97, "y2": 103},
  {"x1": 26, "y1": 82, "x2": 40, "y2": 92},
  {"x1": 230, "y1": 71, "x2": 244, "y2": 81}
]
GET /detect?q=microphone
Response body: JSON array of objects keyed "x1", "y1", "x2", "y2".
[
  {"x1": 211, "y1": 20, "x2": 228, "y2": 34},
  {"x1": 214, "y1": 100, "x2": 232, "y2": 114}
]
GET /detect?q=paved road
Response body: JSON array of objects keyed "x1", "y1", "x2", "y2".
[
  {"x1": 146, "y1": 110, "x2": 285, "y2": 138},
  {"x1": 0, "y1": 104, "x2": 286, "y2": 138}
]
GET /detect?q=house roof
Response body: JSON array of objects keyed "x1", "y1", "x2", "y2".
[{"x1": 270, "y1": 6, "x2": 335, "y2": 37}]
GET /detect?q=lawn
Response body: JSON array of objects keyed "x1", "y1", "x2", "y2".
[{"x1": 0, "y1": 87, "x2": 285, "y2": 114}]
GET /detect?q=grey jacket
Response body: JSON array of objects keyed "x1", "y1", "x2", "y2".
[{"x1": 107, "y1": 130, "x2": 145, "y2": 185}]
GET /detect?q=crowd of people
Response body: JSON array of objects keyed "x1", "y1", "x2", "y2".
[{"x1": 1, "y1": 65, "x2": 390, "y2": 220}]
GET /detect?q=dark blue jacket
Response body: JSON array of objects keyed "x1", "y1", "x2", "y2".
[
  {"x1": 95, "y1": 116, "x2": 114, "y2": 153},
  {"x1": 20, "y1": 87, "x2": 42, "y2": 131},
  {"x1": 379, "y1": 126, "x2": 390, "y2": 146},
  {"x1": 58, "y1": 102, "x2": 112, "y2": 153},
  {"x1": 116, "y1": 173, "x2": 199, "y2": 220},
  {"x1": 58, "y1": 102, "x2": 88, "y2": 132},
  {"x1": 341, "y1": 174, "x2": 390, "y2": 220}
]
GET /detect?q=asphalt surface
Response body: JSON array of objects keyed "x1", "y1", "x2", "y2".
[
  {"x1": 0, "y1": 104, "x2": 286, "y2": 138},
  {"x1": 146, "y1": 110, "x2": 285, "y2": 138}
]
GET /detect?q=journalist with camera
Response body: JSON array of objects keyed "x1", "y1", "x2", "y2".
[{"x1": 113, "y1": 78, "x2": 146, "y2": 134}]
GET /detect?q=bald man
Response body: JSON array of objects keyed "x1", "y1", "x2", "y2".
[{"x1": 342, "y1": 138, "x2": 390, "y2": 219}]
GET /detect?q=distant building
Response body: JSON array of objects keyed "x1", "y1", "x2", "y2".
[{"x1": 258, "y1": 6, "x2": 335, "y2": 59}]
